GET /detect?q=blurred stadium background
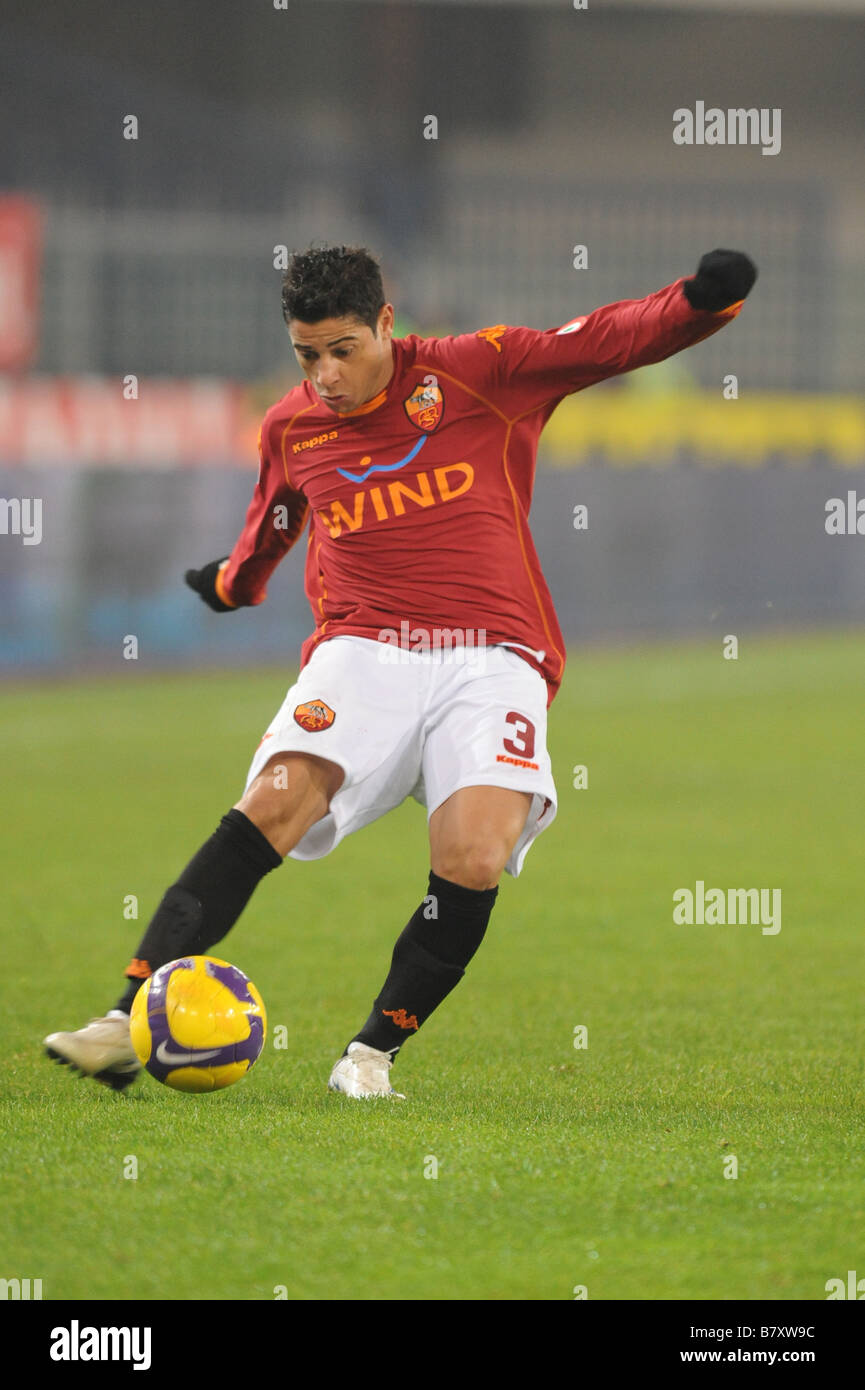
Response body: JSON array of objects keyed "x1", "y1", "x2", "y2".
[{"x1": 1, "y1": 0, "x2": 864, "y2": 672}]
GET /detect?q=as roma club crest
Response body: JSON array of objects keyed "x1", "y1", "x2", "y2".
[
  {"x1": 404, "y1": 382, "x2": 444, "y2": 433},
  {"x1": 293, "y1": 699, "x2": 336, "y2": 732}
]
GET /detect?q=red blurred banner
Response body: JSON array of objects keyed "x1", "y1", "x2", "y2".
[
  {"x1": 0, "y1": 196, "x2": 42, "y2": 370},
  {"x1": 0, "y1": 376, "x2": 260, "y2": 466}
]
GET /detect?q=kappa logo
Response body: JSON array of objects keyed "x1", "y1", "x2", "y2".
[
  {"x1": 382, "y1": 1007, "x2": 419, "y2": 1032},
  {"x1": 294, "y1": 699, "x2": 336, "y2": 732},
  {"x1": 404, "y1": 381, "x2": 444, "y2": 433},
  {"x1": 124, "y1": 958, "x2": 152, "y2": 981},
  {"x1": 292, "y1": 429, "x2": 339, "y2": 456},
  {"x1": 476, "y1": 324, "x2": 507, "y2": 353}
]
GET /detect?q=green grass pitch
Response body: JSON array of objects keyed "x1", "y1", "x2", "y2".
[{"x1": 1, "y1": 630, "x2": 863, "y2": 1301}]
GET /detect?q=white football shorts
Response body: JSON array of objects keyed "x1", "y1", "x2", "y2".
[{"x1": 243, "y1": 635, "x2": 557, "y2": 877}]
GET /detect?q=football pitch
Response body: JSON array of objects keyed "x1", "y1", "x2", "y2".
[{"x1": 2, "y1": 629, "x2": 863, "y2": 1302}]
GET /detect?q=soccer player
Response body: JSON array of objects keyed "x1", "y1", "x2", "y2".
[{"x1": 45, "y1": 244, "x2": 757, "y2": 1097}]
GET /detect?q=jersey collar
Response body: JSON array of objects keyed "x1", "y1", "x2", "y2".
[{"x1": 325, "y1": 340, "x2": 403, "y2": 419}]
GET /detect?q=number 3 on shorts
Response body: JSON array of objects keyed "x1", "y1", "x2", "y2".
[{"x1": 503, "y1": 710, "x2": 536, "y2": 759}]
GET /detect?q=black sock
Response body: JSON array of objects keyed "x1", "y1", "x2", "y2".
[
  {"x1": 349, "y1": 871, "x2": 499, "y2": 1055},
  {"x1": 114, "y1": 809, "x2": 282, "y2": 1013}
]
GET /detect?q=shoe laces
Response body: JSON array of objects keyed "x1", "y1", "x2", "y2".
[{"x1": 352, "y1": 1044, "x2": 397, "y2": 1072}]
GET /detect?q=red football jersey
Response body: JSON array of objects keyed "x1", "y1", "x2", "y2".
[{"x1": 218, "y1": 277, "x2": 744, "y2": 704}]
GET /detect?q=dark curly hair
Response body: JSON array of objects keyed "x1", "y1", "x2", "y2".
[{"x1": 281, "y1": 245, "x2": 386, "y2": 332}]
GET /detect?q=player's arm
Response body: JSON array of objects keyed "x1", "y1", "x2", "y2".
[
  {"x1": 185, "y1": 425, "x2": 309, "y2": 613},
  {"x1": 480, "y1": 248, "x2": 757, "y2": 412}
]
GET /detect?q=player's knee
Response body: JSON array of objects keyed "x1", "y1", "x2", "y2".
[
  {"x1": 236, "y1": 752, "x2": 343, "y2": 851},
  {"x1": 432, "y1": 840, "x2": 508, "y2": 891},
  {"x1": 250, "y1": 752, "x2": 341, "y2": 804}
]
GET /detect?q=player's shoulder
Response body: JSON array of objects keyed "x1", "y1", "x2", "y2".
[
  {"x1": 399, "y1": 324, "x2": 572, "y2": 396},
  {"x1": 262, "y1": 379, "x2": 319, "y2": 429},
  {"x1": 259, "y1": 380, "x2": 326, "y2": 452},
  {"x1": 397, "y1": 325, "x2": 527, "y2": 373}
]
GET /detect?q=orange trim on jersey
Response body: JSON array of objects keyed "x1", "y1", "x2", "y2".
[
  {"x1": 509, "y1": 396, "x2": 560, "y2": 427},
  {"x1": 214, "y1": 566, "x2": 237, "y2": 608},
  {"x1": 336, "y1": 386, "x2": 390, "y2": 418},
  {"x1": 311, "y1": 535, "x2": 329, "y2": 641},
  {"x1": 280, "y1": 404, "x2": 320, "y2": 486},
  {"x1": 415, "y1": 357, "x2": 568, "y2": 438},
  {"x1": 500, "y1": 419, "x2": 565, "y2": 684},
  {"x1": 413, "y1": 362, "x2": 510, "y2": 424},
  {"x1": 303, "y1": 534, "x2": 332, "y2": 662},
  {"x1": 714, "y1": 298, "x2": 744, "y2": 318}
]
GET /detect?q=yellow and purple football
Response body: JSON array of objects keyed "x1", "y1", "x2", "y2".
[{"x1": 130, "y1": 955, "x2": 266, "y2": 1093}]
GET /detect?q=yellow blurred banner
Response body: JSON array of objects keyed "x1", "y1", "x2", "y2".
[{"x1": 540, "y1": 393, "x2": 865, "y2": 468}]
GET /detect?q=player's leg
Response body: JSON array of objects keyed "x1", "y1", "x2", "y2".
[
  {"x1": 329, "y1": 785, "x2": 534, "y2": 1098},
  {"x1": 44, "y1": 752, "x2": 342, "y2": 1087},
  {"x1": 236, "y1": 750, "x2": 345, "y2": 858},
  {"x1": 120, "y1": 749, "x2": 343, "y2": 1006},
  {"x1": 427, "y1": 784, "x2": 534, "y2": 889},
  {"x1": 329, "y1": 645, "x2": 556, "y2": 1098}
]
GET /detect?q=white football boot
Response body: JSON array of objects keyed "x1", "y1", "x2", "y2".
[
  {"x1": 44, "y1": 1011, "x2": 141, "y2": 1091},
  {"x1": 328, "y1": 1041, "x2": 405, "y2": 1099}
]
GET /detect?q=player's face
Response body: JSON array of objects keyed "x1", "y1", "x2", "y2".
[{"x1": 290, "y1": 305, "x2": 395, "y2": 414}]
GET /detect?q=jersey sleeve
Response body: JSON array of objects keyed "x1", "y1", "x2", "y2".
[
  {"x1": 458, "y1": 277, "x2": 746, "y2": 418},
  {"x1": 217, "y1": 419, "x2": 309, "y2": 607}
]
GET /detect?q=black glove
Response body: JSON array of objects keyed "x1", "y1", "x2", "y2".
[
  {"x1": 683, "y1": 249, "x2": 757, "y2": 313},
  {"x1": 184, "y1": 557, "x2": 235, "y2": 612}
]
